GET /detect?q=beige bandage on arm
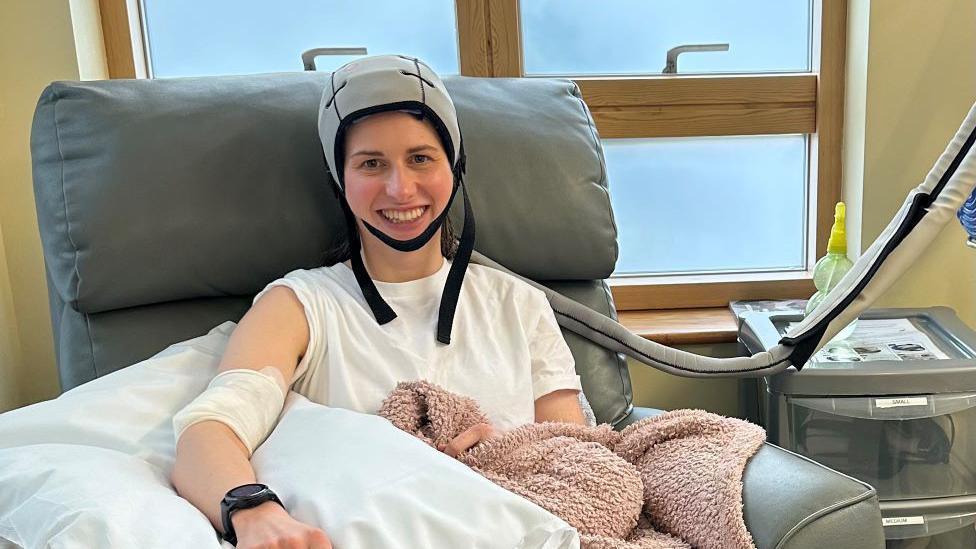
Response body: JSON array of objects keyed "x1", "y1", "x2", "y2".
[{"x1": 173, "y1": 367, "x2": 289, "y2": 457}]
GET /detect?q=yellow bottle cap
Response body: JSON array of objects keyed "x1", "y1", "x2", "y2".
[{"x1": 827, "y1": 202, "x2": 847, "y2": 254}]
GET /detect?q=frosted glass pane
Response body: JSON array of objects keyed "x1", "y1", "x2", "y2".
[
  {"x1": 522, "y1": 0, "x2": 811, "y2": 76},
  {"x1": 143, "y1": 0, "x2": 459, "y2": 78},
  {"x1": 605, "y1": 136, "x2": 807, "y2": 275}
]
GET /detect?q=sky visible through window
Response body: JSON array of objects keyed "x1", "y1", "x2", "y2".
[
  {"x1": 142, "y1": 0, "x2": 811, "y2": 275},
  {"x1": 143, "y1": 0, "x2": 460, "y2": 77},
  {"x1": 521, "y1": 0, "x2": 810, "y2": 75},
  {"x1": 606, "y1": 136, "x2": 807, "y2": 275}
]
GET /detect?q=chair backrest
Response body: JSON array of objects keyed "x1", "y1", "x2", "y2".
[{"x1": 29, "y1": 72, "x2": 635, "y2": 425}]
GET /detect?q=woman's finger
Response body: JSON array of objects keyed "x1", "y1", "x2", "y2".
[
  {"x1": 309, "y1": 536, "x2": 333, "y2": 549},
  {"x1": 441, "y1": 423, "x2": 492, "y2": 458},
  {"x1": 308, "y1": 529, "x2": 333, "y2": 549}
]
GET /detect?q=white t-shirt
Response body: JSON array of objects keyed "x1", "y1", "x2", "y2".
[{"x1": 252, "y1": 257, "x2": 582, "y2": 431}]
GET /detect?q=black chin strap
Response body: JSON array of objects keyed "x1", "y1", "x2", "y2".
[
  {"x1": 341, "y1": 199, "x2": 398, "y2": 324},
  {"x1": 436, "y1": 178, "x2": 474, "y2": 344}
]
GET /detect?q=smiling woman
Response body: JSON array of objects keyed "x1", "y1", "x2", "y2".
[{"x1": 169, "y1": 55, "x2": 587, "y2": 548}]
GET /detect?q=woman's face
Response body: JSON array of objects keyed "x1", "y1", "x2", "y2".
[{"x1": 342, "y1": 111, "x2": 454, "y2": 242}]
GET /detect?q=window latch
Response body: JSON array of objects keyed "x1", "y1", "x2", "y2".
[
  {"x1": 662, "y1": 43, "x2": 729, "y2": 74},
  {"x1": 302, "y1": 47, "x2": 368, "y2": 71}
]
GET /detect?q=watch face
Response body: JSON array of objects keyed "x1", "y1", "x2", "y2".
[{"x1": 229, "y1": 483, "x2": 266, "y2": 498}]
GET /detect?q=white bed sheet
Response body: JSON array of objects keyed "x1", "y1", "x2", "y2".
[{"x1": 0, "y1": 321, "x2": 579, "y2": 549}]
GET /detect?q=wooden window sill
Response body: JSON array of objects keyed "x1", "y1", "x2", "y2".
[{"x1": 617, "y1": 307, "x2": 738, "y2": 346}]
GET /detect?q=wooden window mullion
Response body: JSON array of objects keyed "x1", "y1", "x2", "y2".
[
  {"x1": 456, "y1": 0, "x2": 492, "y2": 77},
  {"x1": 99, "y1": 0, "x2": 138, "y2": 78},
  {"x1": 485, "y1": 0, "x2": 522, "y2": 77},
  {"x1": 812, "y1": 0, "x2": 847, "y2": 259}
]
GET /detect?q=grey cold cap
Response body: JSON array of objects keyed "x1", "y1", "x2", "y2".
[{"x1": 317, "y1": 54, "x2": 463, "y2": 187}]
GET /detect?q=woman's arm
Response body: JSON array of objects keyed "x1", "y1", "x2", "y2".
[
  {"x1": 535, "y1": 389, "x2": 586, "y2": 424},
  {"x1": 170, "y1": 286, "x2": 329, "y2": 545}
]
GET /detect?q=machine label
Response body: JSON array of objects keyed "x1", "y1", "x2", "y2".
[
  {"x1": 882, "y1": 516, "x2": 925, "y2": 526},
  {"x1": 875, "y1": 397, "x2": 929, "y2": 409}
]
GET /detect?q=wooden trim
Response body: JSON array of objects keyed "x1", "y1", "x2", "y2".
[
  {"x1": 617, "y1": 307, "x2": 738, "y2": 345},
  {"x1": 456, "y1": 0, "x2": 491, "y2": 77},
  {"x1": 98, "y1": 0, "x2": 136, "y2": 78},
  {"x1": 611, "y1": 275, "x2": 816, "y2": 310},
  {"x1": 486, "y1": 0, "x2": 522, "y2": 76},
  {"x1": 812, "y1": 0, "x2": 847, "y2": 257},
  {"x1": 591, "y1": 103, "x2": 815, "y2": 138},
  {"x1": 578, "y1": 74, "x2": 817, "y2": 138},
  {"x1": 575, "y1": 74, "x2": 817, "y2": 107}
]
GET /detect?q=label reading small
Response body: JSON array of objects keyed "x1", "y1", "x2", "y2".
[{"x1": 875, "y1": 397, "x2": 929, "y2": 409}]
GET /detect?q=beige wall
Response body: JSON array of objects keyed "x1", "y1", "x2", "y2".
[
  {"x1": 860, "y1": 0, "x2": 976, "y2": 322},
  {"x1": 0, "y1": 0, "x2": 99, "y2": 412},
  {"x1": 0, "y1": 224, "x2": 22, "y2": 410},
  {"x1": 631, "y1": 0, "x2": 976, "y2": 416},
  {"x1": 841, "y1": 0, "x2": 871, "y2": 258}
]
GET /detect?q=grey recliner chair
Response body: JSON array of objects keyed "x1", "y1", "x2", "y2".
[{"x1": 30, "y1": 73, "x2": 884, "y2": 548}]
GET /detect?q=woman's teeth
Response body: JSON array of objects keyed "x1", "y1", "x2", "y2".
[{"x1": 380, "y1": 206, "x2": 427, "y2": 223}]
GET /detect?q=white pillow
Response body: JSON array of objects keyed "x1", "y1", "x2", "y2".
[
  {"x1": 0, "y1": 444, "x2": 222, "y2": 549},
  {"x1": 0, "y1": 322, "x2": 234, "y2": 474},
  {"x1": 251, "y1": 392, "x2": 581, "y2": 549},
  {"x1": 0, "y1": 323, "x2": 233, "y2": 549}
]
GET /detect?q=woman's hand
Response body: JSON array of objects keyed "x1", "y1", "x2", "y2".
[
  {"x1": 437, "y1": 423, "x2": 495, "y2": 458},
  {"x1": 232, "y1": 500, "x2": 332, "y2": 549}
]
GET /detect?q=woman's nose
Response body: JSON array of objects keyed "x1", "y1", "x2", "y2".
[{"x1": 385, "y1": 164, "x2": 418, "y2": 200}]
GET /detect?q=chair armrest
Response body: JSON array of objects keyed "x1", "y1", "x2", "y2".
[
  {"x1": 614, "y1": 406, "x2": 665, "y2": 426},
  {"x1": 617, "y1": 407, "x2": 885, "y2": 549}
]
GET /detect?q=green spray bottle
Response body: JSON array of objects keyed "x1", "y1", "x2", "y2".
[{"x1": 804, "y1": 202, "x2": 856, "y2": 340}]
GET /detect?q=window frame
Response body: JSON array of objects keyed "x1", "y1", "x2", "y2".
[{"x1": 100, "y1": 0, "x2": 846, "y2": 311}]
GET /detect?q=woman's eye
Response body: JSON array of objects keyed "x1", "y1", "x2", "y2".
[
  {"x1": 361, "y1": 159, "x2": 380, "y2": 169},
  {"x1": 412, "y1": 154, "x2": 431, "y2": 164}
]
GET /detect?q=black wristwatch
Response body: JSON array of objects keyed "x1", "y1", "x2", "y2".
[{"x1": 219, "y1": 483, "x2": 284, "y2": 546}]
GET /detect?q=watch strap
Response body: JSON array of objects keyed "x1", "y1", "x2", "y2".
[{"x1": 220, "y1": 485, "x2": 283, "y2": 546}]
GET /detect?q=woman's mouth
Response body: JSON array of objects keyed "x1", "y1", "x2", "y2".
[{"x1": 377, "y1": 206, "x2": 429, "y2": 229}]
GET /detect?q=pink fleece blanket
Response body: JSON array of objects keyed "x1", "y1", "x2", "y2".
[{"x1": 378, "y1": 381, "x2": 765, "y2": 549}]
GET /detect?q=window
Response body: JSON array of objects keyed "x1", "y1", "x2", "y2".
[
  {"x1": 141, "y1": 0, "x2": 460, "y2": 77},
  {"x1": 605, "y1": 135, "x2": 808, "y2": 276},
  {"x1": 521, "y1": 0, "x2": 812, "y2": 75},
  {"x1": 101, "y1": 0, "x2": 846, "y2": 311}
]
